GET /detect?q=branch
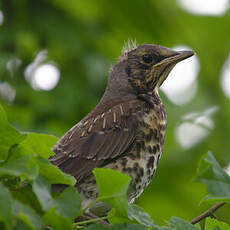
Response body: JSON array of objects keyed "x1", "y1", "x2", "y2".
[
  {"x1": 74, "y1": 215, "x2": 109, "y2": 227},
  {"x1": 190, "y1": 202, "x2": 225, "y2": 225}
]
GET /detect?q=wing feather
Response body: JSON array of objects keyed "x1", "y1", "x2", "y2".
[{"x1": 50, "y1": 99, "x2": 142, "y2": 180}]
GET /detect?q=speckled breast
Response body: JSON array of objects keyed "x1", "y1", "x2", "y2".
[
  {"x1": 127, "y1": 102, "x2": 167, "y2": 201},
  {"x1": 107, "y1": 101, "x2": 167, "y2": 202}
]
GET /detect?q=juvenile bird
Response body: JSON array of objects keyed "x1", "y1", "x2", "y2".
[{"x1": 50, "y1": 43, "x2": 194, "y2": 215}]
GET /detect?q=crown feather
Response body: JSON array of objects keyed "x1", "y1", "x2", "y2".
[{"x1": 122, "y1": 39, "x2": 137, "y2": 55}]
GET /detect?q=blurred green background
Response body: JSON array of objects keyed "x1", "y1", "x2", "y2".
[{"x1": 0, "y1": 0, "x2": 230, "y2": 225}]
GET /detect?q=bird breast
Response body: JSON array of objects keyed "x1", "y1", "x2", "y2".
[{"x1": 130, "y1": 103, "x2": 167, "y2": 199}]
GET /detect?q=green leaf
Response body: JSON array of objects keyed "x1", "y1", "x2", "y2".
[
  {"x1": 36, "y1": 158, "x2": 75, "y2": 186},
  {"x1": 0, "y1": 104, "x2": 26, "y2": 163},
  {"x1": 32, "y1": 175, "x2": 55, "y2": 211},
  {"x1": 107, "y1": 208, "x2": 130, "y2": 224},
  {"x1": 43, "y1": 207, "x2": 73, "y2": 230},
  {"x1": 13, "y1": 200, "x2": 44, "y2": 230},
  {"x1": 162, "y1": 217, "x2": 199, "y2": 230},
  {"x1": 15, "y1": 132, "x2": 58, "y2": 159},
  {"x1": 11, "y1": 184, "x2": 42, "y2": 214},
  {"x1": 87, "y1": 223, "x2": 147, "y2": 230},
  {"x1": 0, "y1": 155, "x2": 39, "y2": 180},
  {"x1": 205, "y1": 217, "x2": 230, "y2": 230},
  {"x1": 33, "y1": 176, "x2": 81, "y2": 221},
  {"x1": 55, "y1": 186, "x2": 81, "y2": 221},
  {"x1": 128, "y1": 204, "x2": 159, "y2": 227},
  {"x1": 201, "y1": 196, "x2": 230, "y2": 204},
  {"x1": 195, "y1": 152, "x2": 230, "y2": 204},
  {"x1": 93, "y1": 168, "x2": 131, "y2": 217},
  {"x1": 0, "y1": 182, "x2": 13, "y2": 230}
]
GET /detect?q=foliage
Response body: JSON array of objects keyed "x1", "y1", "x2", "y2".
[
  {"x1": 0, "y1": 104, "x2": 79, "y2": 230},
  {"x1": 1, "y1": 0, "x2": 230, "y2": 228},
  {"x1": 205, "y1": 218, "x2": 230, "y2": 230},
  {"x1": 195, "y1": 152, "x2": 230, "y2": 204},
  {"x1": 0, "y1": 104, "x2": 229, "y2": 229}
]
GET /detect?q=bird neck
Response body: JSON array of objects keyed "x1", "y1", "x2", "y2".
[
  {"x1": 101, "y1": 88, "x2": 137, "y2": 103},
  {"x1": 100, "y1": 63, "x2": 138, "y2": 104},
  {"x1": 137, "y1": 89, "x2": 162, "y2": 107}
]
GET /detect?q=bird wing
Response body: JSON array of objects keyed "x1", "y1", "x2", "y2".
[{"x1": 50, "y1": 99, "x2": 142, "y2": 180}]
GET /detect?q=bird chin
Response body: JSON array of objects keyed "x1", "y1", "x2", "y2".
[
  {"x1": 155, "y1": 50, "x2": 194, "y2": 87},
  {"x1": 148, "y1": 62, "x2": 175, "y2": 89},
  {"x1": 157, "y1": 63, "x2": 176, "y2": 88}
]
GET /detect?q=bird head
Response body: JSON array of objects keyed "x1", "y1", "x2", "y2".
[
  {"x1": 107, "y1": 43, "x2": 194, "y2": 98},
  {"x1": 124, "y1": 44, "x2": 194, "y2": 93}
]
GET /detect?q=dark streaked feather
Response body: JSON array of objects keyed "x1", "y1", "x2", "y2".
[
  {"x1": 50, "y1": 99, "x2": 143, "y2": 180},
  {"x1": 58, "y1": 157, "x2": 97, "y2": 179}
]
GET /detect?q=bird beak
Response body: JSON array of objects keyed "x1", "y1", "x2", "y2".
[
  {"x1": 155, "y1": 50, "x2": 194, "y2": 67},
  {"x1": 154, "y1": 49, "x2": 194, "y2": 87}
]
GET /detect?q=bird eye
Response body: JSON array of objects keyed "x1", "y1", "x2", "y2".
[{"x1": 142, "y1": 54, "x2": 153, "y2": 64}]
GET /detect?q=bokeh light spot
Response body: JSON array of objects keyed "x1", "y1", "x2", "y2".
[
  {"x1": 175, "y1": 106, "x2": 218, "y2": 149},
  {"x1": 0, "y1": 82, "x2": 16, "y2": 102},
  {"x1": 176, "y1": 122, "x2": 208, "y2": 149},
  {"x1": 161, "y1": 45, "x2": 200, "y2": 105},
  {"x1": 7, "y1": 58, "x2": 22, "y2": 77},
  {"x1": 32, "y1": 64, "x2": 60, "y2": 91},
  {"x1": 24, "y1": 50, "x2": 60, "y2": 91},
  {"x1": 225, "y1": 163, "x2": 230, "y2": 176},
  {"x1": 177, "y1": 0, "x2": 229, "y2": 16},
  {"x1": 221, "y1": 53, "x2": 230, "y2": 99},
  {"x1": 0, "y1": 11, "x2": 4, "y2": 25}
]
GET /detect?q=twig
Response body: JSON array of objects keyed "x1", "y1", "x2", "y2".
[
  {"x1": 73, "y1": 216, "x2": 109, "y2": 226},
  {"x1": 190, "y1": 202, "x2": 225, "y2": 225},
  {"x1": 75, "y1": 199, "x2": 98, "y2": 218}
]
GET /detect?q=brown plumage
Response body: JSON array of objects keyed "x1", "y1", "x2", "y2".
[{"x1": 50, "y1": 43, "x2": 194, "y2": 214}]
